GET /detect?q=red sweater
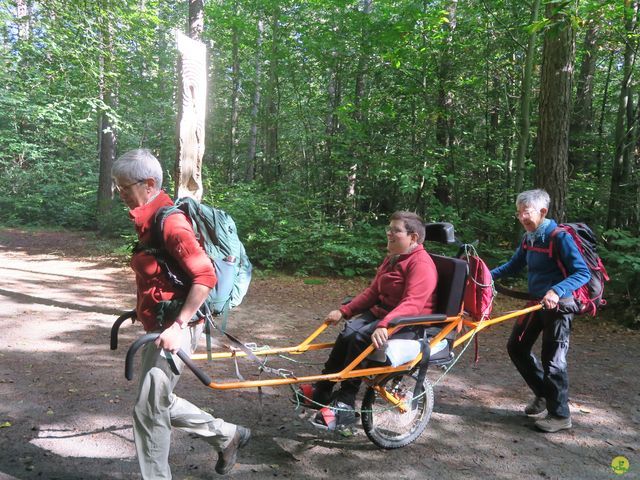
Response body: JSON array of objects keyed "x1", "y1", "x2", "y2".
[
  {"x1": 129, "y1": 192, "x2": 216, "y2": 332},
  {"x1": 340, "y1": 244, "x2": 438, "y2": 328}
]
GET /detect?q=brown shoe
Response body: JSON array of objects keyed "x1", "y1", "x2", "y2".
[{"x1": 215, "y1": 426, "x2": 251, "y2": 475}]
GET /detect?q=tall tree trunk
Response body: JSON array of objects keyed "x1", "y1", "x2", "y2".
[
  {"x1": 607, "y1": 0, "x2": 638, "y2": 229},
  {"x1": 569, "y1": 23, "x2": 599, "y2": 174},
  {"x1": 245, "y1": 17, "x2": 263, "y2": 182},
  {"x1": 96, "y1": 3, "x2": 117, "y2": 232},
  {"x1": 264, "y1": 5, "x2": 280, "y2": 182},
  {"x1": 174, "y1": 2, "x2": 207, "y2": 200},
  {"x1": 229, "y1": 0, "x2": 240, "y2": 183},
  {"x1": 346, "y1": 0, "x2": 372, "y2": 225},
  {"x1": 596, "y1": 54, "x2": 614, "y2": 179},
  {"x1": 634, "y1": 90, "x2": 640, "y2": 231},
  {"x1": 434, "y1": 0, "x2": 457, "y2": 207},
  {"x1": 515, "y1": 0, "x2": 540, "y2": 194},
  {"x1": 535, "y1": 1, "x2": 577, "y2": 222},
  {"x1": 414, "y1": 0, "x2": 433, "y2": 211},
  {"x1": 15, "y1": 0, "x2": 31, "y2": 40},
  {"x1": 189, "y1": 0, "x2": 204, "y2": 39}
]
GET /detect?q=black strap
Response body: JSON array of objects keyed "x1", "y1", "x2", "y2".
[
  {"x1": 412, "y1": 334, "x2": 431, "y2": 410},
  {"x1": 203, "y1": 312, "x2": 289, "y2": 378}
]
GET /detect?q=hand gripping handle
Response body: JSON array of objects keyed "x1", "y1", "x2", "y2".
[{"x1": 124, "y1": 333, "x2": 212, "y2": 386}]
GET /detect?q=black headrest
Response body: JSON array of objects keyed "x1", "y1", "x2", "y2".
[{"x1": 424, "y1": 222, "x2": 457, "y2": 245}]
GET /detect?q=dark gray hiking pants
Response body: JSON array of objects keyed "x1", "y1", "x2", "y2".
[{"x1": 507, "y1": 301, "x2": 579, "y2": 418}]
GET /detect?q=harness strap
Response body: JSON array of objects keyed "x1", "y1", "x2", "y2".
[{"x1": 203, "y1": 310, "x2": 290, "y2": 378}]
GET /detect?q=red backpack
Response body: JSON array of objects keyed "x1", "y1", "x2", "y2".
[
  {"x1": 462, "y1": 245, "x2": 495, "y2": 321},
  {"x1": 522, "y1": 223, "x2": 609, "y2": 316}
]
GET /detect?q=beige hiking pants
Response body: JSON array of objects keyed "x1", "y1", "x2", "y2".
[{"x1": 133, "y1": 325, "x2": 237, "y2": 480}]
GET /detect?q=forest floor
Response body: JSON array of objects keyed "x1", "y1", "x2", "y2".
[{"x1": 0, "y1": 227, "x2": 638, "y2": 480}]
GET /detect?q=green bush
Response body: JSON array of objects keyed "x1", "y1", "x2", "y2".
[
  {"x1": 202, "y1": 182, "x2": 384, "y2": 276},
  {"x1": 601, "y1": 229, "x2": 640, "y2": 328}
]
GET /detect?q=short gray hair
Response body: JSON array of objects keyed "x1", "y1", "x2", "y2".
[
  {"x1": 516, "y1": 189, "x2": 549, "y2": 211},
  {"x1": 112, "y1": 149, "x2": 163, "y2": 188}
]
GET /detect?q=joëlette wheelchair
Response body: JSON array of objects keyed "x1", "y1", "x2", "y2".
[{"x1": 111, "y1": 222, "x2": 541, "y2": 449}]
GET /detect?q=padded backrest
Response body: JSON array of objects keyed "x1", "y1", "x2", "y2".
[{"x1": 429, "y1": 254, "x2": 468, "y2": 317}]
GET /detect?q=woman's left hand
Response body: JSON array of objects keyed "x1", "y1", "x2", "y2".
[
  {"x1": 155, "y1": 322, "x2": 184, "y2": 353},
  {"x1": 542, "y1": 289, "x2": 560, "y2": 310},
  {"x1": 371, "y1": 327, "x2": 388, "y2": 350}
]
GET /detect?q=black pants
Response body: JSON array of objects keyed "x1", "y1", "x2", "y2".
[
  {"x1": 315, "y1": 311, "x2": 419, "y2": 407},
  {"x1": 507, "y1": 302, "x2": 578, "y2": 418}
]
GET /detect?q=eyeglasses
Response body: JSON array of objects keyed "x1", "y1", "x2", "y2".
[
  {"x1": 385, "y1": 226, "x2": 408, "y2": 235},
  {"x1": 113, "y1": 179, "x2": 144, "y2": 193},
  {"x1": 515, "y1": 208, "x2": 539, "y2": 219}
]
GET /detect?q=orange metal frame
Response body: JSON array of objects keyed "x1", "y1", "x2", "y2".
[{"x1": 187, "y1": 304, "x2": 543, "y2": 391}]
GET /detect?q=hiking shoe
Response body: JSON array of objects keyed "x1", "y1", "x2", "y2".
[
  {"x1": 535, "y1": 414, "x2": 572, "y2": 433},
  {"x1": 310, "y1": 401, "x2": 357, "y2": 432},
  {"x1": 215, "y1": 425, "x2": 251, "y2": 475},
  {"x1": 524, "y1": 396, "x2": 546, "y2": 416}
]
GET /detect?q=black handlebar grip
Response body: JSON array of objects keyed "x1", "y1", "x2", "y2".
[
  {"x1": 125, "y1": 333, "x2": 160, "y2": 380},
  {"x1": 124, "y1": 334, "x2": 212, "y2": 386},
  {"x1": 176, "y1": 350, "x2": 212, "y2": 386},
  {"x1": 110, "y1": 310, "x2": 137, "y2": 350}
]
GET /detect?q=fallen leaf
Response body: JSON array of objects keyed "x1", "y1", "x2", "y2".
[{"x1": 0, "y1": 421, "x2": 11, "y2": 428}]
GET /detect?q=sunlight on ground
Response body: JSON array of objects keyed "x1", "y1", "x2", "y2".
[{"x1": 29, "y1": 419, "x2": 135, "y2": 459}]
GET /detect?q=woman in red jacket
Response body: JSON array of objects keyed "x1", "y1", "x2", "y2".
[
  {"x1": 307, "y1": 211, "x2": 438, "y2": 431},
  {"x1": 112, "y1": 149, "x2": 250, "y2": 478}
]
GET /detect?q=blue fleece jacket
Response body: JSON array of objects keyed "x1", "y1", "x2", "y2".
[{"x1": 490, "y1": 219, "x2": 590, "y2": 299}]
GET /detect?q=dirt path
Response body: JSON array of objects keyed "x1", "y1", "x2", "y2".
[{"x1": 0, "y1": 228, "x2": 638, "y2": 480}]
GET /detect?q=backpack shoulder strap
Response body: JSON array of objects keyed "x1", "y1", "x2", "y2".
[
  {"x1": 521, "y1": 232, "x2": 554, "y2": 257},
  {"x1": 151, "y1": 204, "x2": 182, "y2": 249},
  {"x1": 549, "y1": 226, "x2": 569, "y2": 277}
]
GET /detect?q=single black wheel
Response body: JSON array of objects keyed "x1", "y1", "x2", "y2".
[{"x1": 361, "y1": 371, "x2": 434, "y2": 449}]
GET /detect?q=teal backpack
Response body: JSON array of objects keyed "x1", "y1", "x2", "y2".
[{"x1": 141, "y1": 196, "x2": 252, "y2": 335}]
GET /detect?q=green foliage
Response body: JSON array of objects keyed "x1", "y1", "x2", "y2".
[
  {"x1": 600, "y1": 229, "x2": 640, "y2": 328},
  {"x1": 202, "y1": 182, "x2": 383, "y2": 276},
  {"x1": 0, "y1": 0, "x2": 638, "y2": 328}
]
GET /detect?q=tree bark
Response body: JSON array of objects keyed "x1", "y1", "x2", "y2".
[
  {"x1": 346, "y1": 0, "x2": 372, "y2": 225},
  {"x1": 245, "y1": 16, "x2": 263, "y2": 182},
  {"x1": 96, "y1": 3, "x2": 117, "y2": 232},
  {"x1": 607, "y1": 0, "x2": 638, "y2": 229},
  {"x1": 15, "y1": 0, "x2": 31, "y2": 41},
  {"x1": 229, "y1": 0, "x2": 240, "y2": 183},
  {"x1": 569, "y1": 23, "x2": 599, "y2": 174},
  {"x1": 515, "y1": 0, "x2": 540, "y2": 194},
  {"x1": 264, "y1": 5, "x2": 280, "y2": 182},
  {"x1": 434, "y1": 0, "x2": 457, "y2": 207},
  {"x1": 595, "y1": 54, "x2": 614, "y2": 179},
  {"x1": 189, "y1": 0, "x2": 204, "y2": 40},
  {"x1": 534, "y1": 2, "x2": 576, "y2": 222},
  {"x1": 174, "y1": 30, "x2": 207, "y2": 200}
]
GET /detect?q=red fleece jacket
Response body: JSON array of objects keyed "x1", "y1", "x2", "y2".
[
  {"x1": 129, "y1": 191, "x2": 216, "y2": 332},
  {"x1": 340, "y1": 244, "x2": 438, "y2": 328}
]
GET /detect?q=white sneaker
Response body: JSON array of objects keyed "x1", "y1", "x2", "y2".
[
  {"x1": 524, "y1": 396, "x2": 546, "y2": 416},
  {"x1": 535, "y1": 414, "x2": 571, "y2": 433}
]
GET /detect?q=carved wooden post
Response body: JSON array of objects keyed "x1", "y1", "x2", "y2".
[{"x1": 174, "y1": 30, "x2": 207, "y2": 200}]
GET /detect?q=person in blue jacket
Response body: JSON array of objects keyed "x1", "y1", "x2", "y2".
[{"x1": 491, "y1": 189, "x2": 590, "y2": 433}]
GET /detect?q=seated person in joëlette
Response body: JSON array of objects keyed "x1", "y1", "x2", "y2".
[{"x1": 298, "y1": 211, "x2": 438, "y2": 431}]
